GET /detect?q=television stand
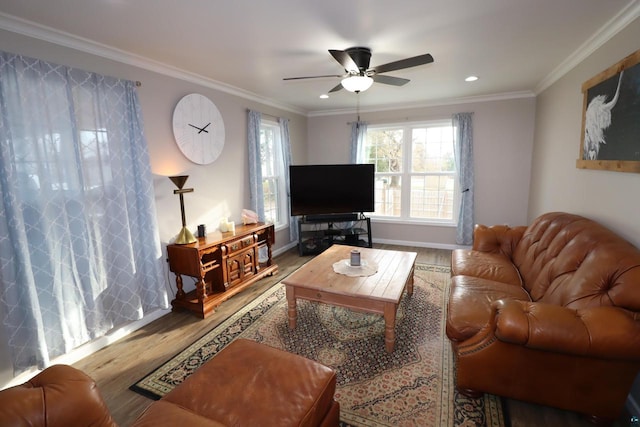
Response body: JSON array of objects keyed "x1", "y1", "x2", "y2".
[
  {"x1": 304, "y1": 213, "x2": 359, "y2": 222},
  {"x1": 297, "y1": 213, "x2": 372, "y2": 256}
]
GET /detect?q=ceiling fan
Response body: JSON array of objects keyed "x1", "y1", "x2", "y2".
[{"x1": 283, "y1": 47, "x2": 434, "y2": 93}]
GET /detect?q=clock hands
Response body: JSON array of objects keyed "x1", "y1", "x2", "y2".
[{"x1": 188, "y1": 122, "x2": 211, "y2": 134}]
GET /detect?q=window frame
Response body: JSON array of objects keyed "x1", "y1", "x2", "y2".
[
  {"x1": 363, "y1": 119, "x2": 460, "y2": 226},
  {"x1": 259, "y1": 119, "x2": 288, "y2": 231}
]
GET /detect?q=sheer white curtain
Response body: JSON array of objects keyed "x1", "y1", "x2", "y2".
[
  {"x1": 247, "y1": 111, "x2": 297, "y2": 243},
  {"x1": 247, "y1": 110, "x2": 265, "y2": 220},
  {"x1": 452, "y1": 112, "x2": 474, "y2": 245},
  {"x1": 0, "y1": 51, "x2": 167, "y2": 374},
  {"x1": 279, "y1": 117, "x2": 298, "y2": 243}
]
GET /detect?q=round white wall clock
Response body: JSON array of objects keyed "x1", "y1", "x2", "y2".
[{"x1": 172, "y1": 93, "x2": 225, "y2": 165}]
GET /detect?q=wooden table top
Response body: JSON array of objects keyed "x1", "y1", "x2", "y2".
[{"x1": 282, "y1": 245, "x2": 417, "y2": 303}]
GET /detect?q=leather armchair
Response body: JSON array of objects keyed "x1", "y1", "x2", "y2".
[
  {"x1": 0, "y1": 364, "x2": 117, "y2": 427},
  {"x1": 446, "y1": 212, "x2": 640, "y2": 423}
]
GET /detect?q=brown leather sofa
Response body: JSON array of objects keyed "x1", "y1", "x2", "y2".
[
  {"x1": 446, "y1": 212, "x2": 640, "y2": 424},
  {"x1": 0, "y1": 363, "x2": 118, "y2": 427},
  {"x1": 0, "y1": 339, "x2": 339, "y2": 427}
]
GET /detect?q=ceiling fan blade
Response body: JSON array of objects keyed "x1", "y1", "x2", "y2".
[
  {"x1": 372, "y1": 75, "x2": 410, "y2": 86},
  {"x1": 328, "y1": 82, "x2": 344, "y2": 93},
  {"x1": 283, "y1": 74, "x2": 344, "y2": 81},
  {"x1": 369, "y1": 53, "x2": 434, "y2": 74},
  {"x1": 329, "y1": 49, "x2": 359, "y2": 73}
]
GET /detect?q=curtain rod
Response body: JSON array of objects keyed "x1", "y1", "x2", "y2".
[
  {"x1": 135, "y1": 81, "x2": 142, "y2": 87},
  {"x1": 246, "y1": 109, "x2": 282, "y2": 121},
  {"x1": 346, "y1": 113, "x2": 455, "y2": 126}
]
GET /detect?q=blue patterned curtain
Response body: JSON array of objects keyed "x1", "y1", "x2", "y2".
[
  {"x1": 247, "y1": 110, "x2": 265, "y2": 220},
  {"x1": 350, "y1": 121, "x2": 368, "y2": 163},
  {"x1": 0, "y1": 51, "x2": 167, "y2": 374},
  {"x1": 279, "y1": 117, "x2": 298, "y2": 243},
  {"x1": 452, "y1": 112, "x2": 474, "y2": 245}
]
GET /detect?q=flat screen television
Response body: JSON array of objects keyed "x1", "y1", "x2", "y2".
[{"x1": 289, "y1": 164, "x2": 375, "y2": 217}]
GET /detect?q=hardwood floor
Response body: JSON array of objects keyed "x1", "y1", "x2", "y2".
[{"x1": 73, "y1": 244, "x2": 629, "y2": 426}]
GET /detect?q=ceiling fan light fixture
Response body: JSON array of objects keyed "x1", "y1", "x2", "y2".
[{"x1": 341, "y1": 75, "x2": 374, "y2": 92}]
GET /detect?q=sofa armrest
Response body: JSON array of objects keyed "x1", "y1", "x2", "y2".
[
  {"x1": 0, "y1": 364, "x2": 117, "y2": 427},
  {"x1": 472, "y1": 224, "x2": 526, "y2": 258},
  {"x1": 492, "y1": 299, "x2": 640, "y2": 360}
]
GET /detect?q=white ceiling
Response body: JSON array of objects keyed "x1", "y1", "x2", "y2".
[{"x1": 0, "y1": 0, "x2": 638, "y2": 115}]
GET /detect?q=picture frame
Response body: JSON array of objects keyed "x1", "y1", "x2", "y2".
[{"x1": 576, "y1": 48, "x2": 640, "y2": 173}]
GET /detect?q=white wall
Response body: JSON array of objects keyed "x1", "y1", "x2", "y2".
[
  {"x1": 529, "y1": 16, "x2": 640, "y2": 414},
  {"x1": 307, "y1": 96, "x2": 537, "y2": 247},
  {"x1": 0, "y1": 29, "x2": 307, "y2": 387},
  {"x1": 529, "y1": 17, "x2": 640, "y2": 248}
]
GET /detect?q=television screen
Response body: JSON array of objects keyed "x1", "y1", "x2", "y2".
[{"x1": 289, "y1": 164, "x2": 375, "y2": 217}]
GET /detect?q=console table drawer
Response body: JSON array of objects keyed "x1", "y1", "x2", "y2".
[{"x1": 223, "y1": 234, "x2": 257, "y2": 255}]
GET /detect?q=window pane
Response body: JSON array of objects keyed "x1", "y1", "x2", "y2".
[
  {"x1": 411, "y1": 126, "x2": 454, "y2": 173},
  {"x1": 259, "y1": 122, "x2": 287, "y2": 228},
  {"x1": 363, "y1": 128, "x2": 403, "y2": 172},
  {"x1": 260, "y1": 127, "x2": 276, "y2": 177},
  {"x1": 410, "y1": 174, "x2": 455, "y2": 220},
  {"x1": 262, "y1": 177, "x2": 278, "y2": 224},
  {"x1": 374, "y1": 175, "x2": 401, "y2": 217}
]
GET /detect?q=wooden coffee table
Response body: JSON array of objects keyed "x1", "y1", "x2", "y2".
[{"x1": 283, "y1": 244, "x2": 417, "y2": 353}]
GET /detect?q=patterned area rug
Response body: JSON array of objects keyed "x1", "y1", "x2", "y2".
[{"x1": 131, "y1": 264, "x2": 506, "y2": 427}]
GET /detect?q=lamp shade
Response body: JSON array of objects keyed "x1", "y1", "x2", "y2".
[{"x1": 341, "y1": 75, "x2": 374, "y2": 92}]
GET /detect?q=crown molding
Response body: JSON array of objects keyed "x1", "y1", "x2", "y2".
[
  {"x1": 535, "y1": 0, "x2": 640, "y2": 94},
  {"x1": 308, "y1": 90, "x2": 536, "y2": 118},
  {"x1": 0, "y1": 12, "x2": 306, "y2": 116}
]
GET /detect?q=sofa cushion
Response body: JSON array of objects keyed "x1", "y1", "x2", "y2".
[
  {"x1": 511, "y1": 212, "x2": 640, "y2": 310},
  {"x1": 451, "y1": 249, "x2": 522, "y2": 286},
  {"x1": 446, "y1": 275, "x2": 531, "y2": 342}
]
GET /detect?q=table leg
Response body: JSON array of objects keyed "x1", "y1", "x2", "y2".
[
  {"x1": 195, "y1": 278, "x2": 207, "y2": 303},
  {"x1": 384, "y1": 303, "x2": 397, "y2": 353},
  {"x1": 175, "y1": 274, "x2": 185, "y2": 298},
  {"x1": 285, "y1": 285, "x2": 297, "y2": 329},
  {"x1": 407, "y1": 267, "x2": 415, "y2": 296}
]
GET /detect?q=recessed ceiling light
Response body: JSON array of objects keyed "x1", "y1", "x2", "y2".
[
  {"x1": 465, "y1": 76, "x2": 479, "y2": 82},
  {"x1": 319, "y1": 94, "x2": 329, "y2": 99}
]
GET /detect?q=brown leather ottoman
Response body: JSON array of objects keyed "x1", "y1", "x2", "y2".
[{"x1": 132, "y1": 339, "x2": 340, "y2": 427}]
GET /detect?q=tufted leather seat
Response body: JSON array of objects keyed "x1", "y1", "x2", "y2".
[
  {"x1": 132, "y1": 339, "x2": 339, "y2": 427},
  {"x1": 446, "y1": 212, "x2": 640, "y2": 423},
  {"x1": 0, "y1": 339, "x2": 339, "y2": 427},
  {"x1": 0, "y1": 364, "x2": 118, "y2": 427}
]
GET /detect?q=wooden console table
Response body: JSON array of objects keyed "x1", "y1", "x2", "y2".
[{"x1": 167, "y1": 222, "x2": 278, "y2": 318}]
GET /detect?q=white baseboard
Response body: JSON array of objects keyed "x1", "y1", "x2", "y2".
[
  {"x1": 273, "y1": 241, "x2": 298, "y2": 256},
  {"x1": 372, "y1": 237, "x2": 469, "y2": 251}
]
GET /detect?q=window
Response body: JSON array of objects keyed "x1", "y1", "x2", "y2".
[
  {"x1": 259, "y1": 120, "x2": 288, "y2": 228},
  {"x1": 361, "y1": 120, "x2": 458, "y2": 223}
]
